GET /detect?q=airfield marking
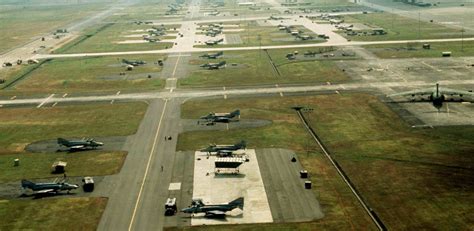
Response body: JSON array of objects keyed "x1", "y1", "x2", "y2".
[
  {"x1": 37, "y1": 94, "x2": 55, "y2": 108},
  {"x1": 128, "y1": 99, "x2": 169, "y2": 231},
  {"x1": 335, "y1": 90, "x2": 340, "y2": 94},
  {"x1": 223, "y1": 86, "x2": 227, "y2": 99},
  {"x1": 116, "y1": 91, "x2": 121, "y2": 95},
  {"x1": 51, "y1": 102, "x2": 58, "y2": 107},
  {"x1": 110, "y1": 100, "x2": 114, "y2": 104},
  {"x1": 10, "y1": 96, "x2": 16, "y2": 100},
  {"x1": 62, "y1": 93, "x2": 68, "y2": 98},
  {"x1": 171, "y1": 53, "x2": 181, "y2": 77},
  {"x1": 275, "y1": 84, "x2": 284, "y2": 97}
]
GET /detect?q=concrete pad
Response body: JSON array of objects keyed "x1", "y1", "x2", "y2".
[
  {"x1": 169, "y1": 182, "x2": 181, "y2": 190},
  {"x1": 191, "y1": 149, "x2": 273, "y2": 225},
  {"x1": 123, "y1": 34, "x2": 148, "y2": 38},
  {"x1": 115, "y1": 40, "x2": 149, "y2": 44}
]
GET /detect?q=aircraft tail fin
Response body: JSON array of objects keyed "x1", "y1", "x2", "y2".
[
  {"x1": 57, "y1": 138, "x2": 69, "y2": 146},
  {"x1": 231, "y1": 109, "x2": 240, "y2": 117},
  {"x1": 237, "y1": 140, "x2": 247, "y2": 149},
  {"x1": 229, "y1": 197, "x2": 244, "y2": 209},
  {"x1": 21, "y1": 179, "x2": 35, "y2": 189},
  {"x1": 436, "y1": 83, "x2": 439, "y2": 97},
  {"x1": 220, "y1": 61, "x2": 226, "y2": 66}
]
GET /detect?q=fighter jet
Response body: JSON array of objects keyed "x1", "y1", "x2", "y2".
[
  {"x1": 181, "y1": 197, "x2": 244, "y2": 217},
  {"x1": 205, "y1": 30, "x2": 221, "y2": 37},
  {"x1": 201, "y1": 140, "x2": 246, "y2": 154},
  {"x1": 297, "y1": 34, "x2": 314, "y2": 40},
  {"x1": 208, "y1": 11, "x2": 220, "y2": 16},
  {"x1": 269, "y1": 15, "x2": 286, "y2": 20},
  {"x1": 200, "y1": 61, "x2": 226, "y2": 70},
  {"x1": 304, "y1": 50, "x2": 318, "y2": 57},
  {"x1": 205, "y1": 38, "x2": 224, "y2": 45},
  {"x1": 389, "y1": 83, "x2": 474, "y2": 111},
  {"x1": 58, "y1": 138, "x2": 103, "y2": 151},
  {"x1": 21, "y1": 179, "x2": 79, "y2": 195},
  {"x1": 200, "y1": 51, "x2": 224, "y2": 59},
  {"x1": 200, "y1": 109, "x2": 240, "y2": 123},
  {"x1": 122, "y1": 59, "x2": 146, "y2": 66}
]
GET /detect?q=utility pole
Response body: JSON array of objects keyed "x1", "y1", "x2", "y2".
[{"x1": 418, "y1": 12, "x2": 421, "y2": 40}]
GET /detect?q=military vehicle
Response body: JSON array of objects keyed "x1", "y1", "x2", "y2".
[
  {"x1": 199, "y1": 109, "x2": 240, "y2": 124},
  {"x1": 200, "y1": 51, "x2": 224, "y2": 59},
  {"x1": 181, "y1": 197, "x2": 244, "y2": 217},
  {"x1": 205, "y1": 38, "x2": 224, "y2": 45},
  {"x1": 58, "y1": 138, "x2": 103, "y2": 151},
  {"x1": 389, "y1": 83, "x2": 474, "y2": 111},
  {"x1": 201, "y1": 140, "x2": 246, "y2": 153},
  {"x1": 200, "y1": 61, "x2": 226, "y2": 70},
  {"x1": 21, "y1": 179, "x2": 79, "y2": 194},
  {"x1": 122, "y1": 59, "x2": 146, "y2": 66}
]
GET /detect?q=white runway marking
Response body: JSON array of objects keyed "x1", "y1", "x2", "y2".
[{"x1": 37, "y1": 94, "x2": 55, "y2": 108}]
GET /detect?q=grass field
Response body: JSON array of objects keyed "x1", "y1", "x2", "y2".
[
  {"x1": 0, "y1": 151, "x2": 125, "y2": 183},
  {"x1": 176, "y1": 96, "x2": 376, "y2": 230},
  {"x1": 0, "y1": 102, "x2": 147, "y2": 154},
  {"x1": 9, "y1": 55, "x2": 165, "y2": 95},
  {"x1": 55, "y1": 22, "x2": 175, "y2": 53},
  {"x1": 0, "y1": 197, "x2": 107, "y2": 230},
  {"x1": 195, "y1": 21, "x2": 324, "y2": 48},
  {"x1": 179, "y1": 49, "x2": 348, "y2": 87},
  {"x1": 363, "y1": 40, "x2": 474, "y2": 58},
  {"x1": 176, "y1": 94, "x2": 474, "y2": 230},
  {"x1": 0, "y1": 1, "x2": 110, "y2": 53},
  {"x1": 338, "y1": 12, "x2": 474, "y2": 41},
  {"x1": 303, "y1": 94, "x2": 474, "y2": 230}
]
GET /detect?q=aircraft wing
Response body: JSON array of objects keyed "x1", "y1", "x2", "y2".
[
  {"x1": 70, "y1": 145, "x2": 85, "y2": 150},
  {"x1": 205, "y1": 210, "x2": 226, "y2": 216},
  {"x1": 388, "y1": 88, "x2": 434, "y2": 97},
  {"x1": 35, "y1": 189, "x2": 55, "y2": 194},
  {"x1": 440, "y1": 88, "x2": 474, "y2": 98}
]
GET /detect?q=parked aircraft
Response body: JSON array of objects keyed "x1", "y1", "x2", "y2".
[
  {"x1": 269, "y1": 15, "x2": 286, "y2": 20},
  {"x1": 208, "y1": 11, "x2": 220, "y2": 16},
  {"x1": 122, "y1": 59, "x2": 146, "y2": 66},
  {"x1": 205, "y1": 38, "x2": 224, "y2": 45},
  {"x1": 200, "y1": 61, "x2": 226, "y2": 70},
  {"x1": 58, "y1": 138, "x2": 103, "y2": 150},
  {"x1": 181, "y1": 197, "x2": 244, "y2": 217},
  {"x1": 199, "y1": 109, "x2": 240, "y2": 123},
  {"x1": 297, "y1": 34, "x2": 313, "y2": 40},
  {"x1": 200, "y1": 51, "x2": 224, "y2": 59},
  {"x1": 304, "y1": 51, "x2": 318, "y2": 57},
  {"x1": 201, "y1": 140, "x2": 247, "y2": 153},
  {"x1": 389, "y1": 83, "x2": 474, "y2": 111},
  {"x1": 21, "y1": 179, "x2": 78, "y2": 194}
]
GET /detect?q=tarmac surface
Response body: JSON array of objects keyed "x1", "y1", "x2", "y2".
[
  {"x1": 191, "y1": 150, "x2": 273, "y2": 225},
  {"x1": 257, "y1": 148, "x2": 324, "y2": 222},
  {"x1": 1, "y1": 0, "x2": 474, "y2": 230}
]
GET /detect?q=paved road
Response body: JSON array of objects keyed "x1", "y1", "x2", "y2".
[{"x1": 2, "y1": 79, "x2": 473, "y2": 107}]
